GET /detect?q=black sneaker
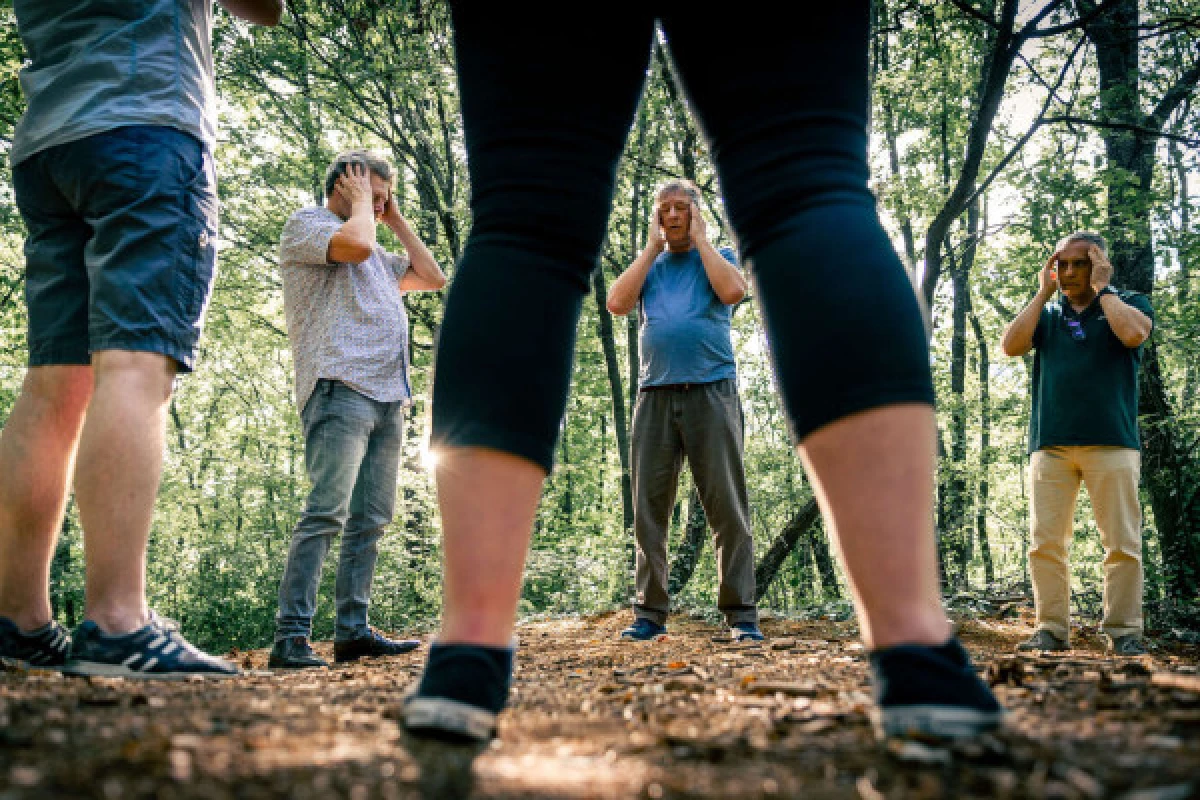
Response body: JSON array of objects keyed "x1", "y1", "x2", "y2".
[
  {"x1": 868, "y1": 638, "x2": 1005, "y2": 741},
  {"x1": 0, "y1": 616, "x2": 71, "y2": 669},
  {"x1": 268, "y1": 636, "x2": 329, "y2": 669},
  {"x1": 619, "y1": 618, "x2": 666, "y2": 641},
  {"x1": 333, "y1": 627, "x2": 420, "y2": 663},
  {"x1": 1015, "y1": 629, "x2": 1068, "y2": 652},
  {"x1": 401, "y1": 643, "x2": 513, "y2": 742},
  {"x1": 1107, "y1": 633, "x2": 1147, "y2": 656},
  {"x1": 63, "y1": 611, "x2": 240, "y2": 680}
]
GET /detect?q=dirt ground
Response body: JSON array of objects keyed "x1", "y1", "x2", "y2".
[{"x1": 1, "y1": 607, "x2": 1198, "y2": 799}]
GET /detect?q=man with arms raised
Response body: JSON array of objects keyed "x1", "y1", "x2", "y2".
[
  {"x1": 269, "y1": 151, "x2": 446, "y2": 669},
  {"x1": 1001, "y1": 232, "x2": 1153, "y2": 656},
  {"x1": 607, "y1": 179, "x2": 763, "y2": 643}
]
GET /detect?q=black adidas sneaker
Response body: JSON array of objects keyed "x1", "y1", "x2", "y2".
[
  {"x1": 0, "y1": 616, "x2": 71, "y2": 669},
  {"x1": 63, "y1": 611, "x2": 239, "y2": 680}
]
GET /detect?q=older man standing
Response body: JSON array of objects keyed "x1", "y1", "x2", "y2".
[
  {"x1": 1001, "y1": 231, "x2": 1154, "y2": 656},
  {"x1": 606, "y1": 178, "x2": 762, "y2": 643},
  {"x1": 269, "y1": 151, "x2": 446, "y2": 669}
]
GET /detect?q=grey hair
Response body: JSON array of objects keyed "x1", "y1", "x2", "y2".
[
  {"x1": 655, "y1": 178, "x2": 701, "y2": 205},
  {"x1": 324, "y1": 149, "x2": 394, "y2": 199},
  {"x1": 1056, "y1": 230, "x2": 1108, "y2": 256}
]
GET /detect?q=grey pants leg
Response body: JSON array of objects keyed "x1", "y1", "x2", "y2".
[
  {"x1": 631, "y1": 389, "x2": 685, "y2": 625},
  {"x1": 679, "y1": 380, "x2": 757, "y2": 626},
  {"x1": 335, "y1": 399, "x2": 404, "y2": 641},
  {"x1": 630, "y1": 379, "x2": 758, "y2": 626}
]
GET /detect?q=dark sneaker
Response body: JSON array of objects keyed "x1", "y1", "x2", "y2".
[
  {"x1": 868, "y1": 638, "x2": 1005, "y2": 741},
  {"x1": 401, "y1": 643, "x2": 514, "y2": 742},
  {"x1": 1015, "y1": 629, "x2": 1068, "y2": 652},
  {"x1": 731, "y1": 622, "x2": 765, "y2": 642},
  {"x1": 333, "y1": 627, "x2": 420, "y2": 663},
  {"x1": 1107, "y1": 634, "x2": 1147, "y2": 656},
  {"x1": 268, "y1": 636, "x2": 329, "y2": 669},
  {"x1": 619, "y1": 618, "x2": 666, "y2": 641},
  {"x1": 63, "y1": 611, "x2": 239, "y2": 680},
  {"x1": 0, "y1": 617, "x2": 71, "y2": 669}
]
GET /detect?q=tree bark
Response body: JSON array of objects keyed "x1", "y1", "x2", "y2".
[
  {"x1": 1082, "y1": 0, "x2": 1200, "y2": 605},
  {"x1": 667, "y1": 487, "x2": 709, "y2": 595},
  {"x1": 753, "y1": 500, "x2": 821, "y2": 602}
]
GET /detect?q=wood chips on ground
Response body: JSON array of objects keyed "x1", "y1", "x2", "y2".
[{"x1": 1, "y1": 609, "x2": 1198, "y2": 799}]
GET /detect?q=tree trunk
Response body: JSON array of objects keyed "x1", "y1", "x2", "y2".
[
  {"x1": 1083, "y1": 0, "x2": 1200, "y2": 605},
  {"x1": 592, "y1": 268, "x2": 634, "y2": 537},
  {"x1": 969, "y1": 305, "x2": 995, "y2": 584},
  {"x1": 667, "y1": 487, "x2": 708, "y2": 595},
  {"x1": 753, "y1": 500, "x2": 821, "y2": 602}
]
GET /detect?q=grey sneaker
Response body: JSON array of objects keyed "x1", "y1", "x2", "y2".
[
  {"x1": 1107, "y1": 634, "x2": 1147, "y2": 656},
  {"x1": 1015, "y1": 629, "x2": 1068, "y2": 652}
]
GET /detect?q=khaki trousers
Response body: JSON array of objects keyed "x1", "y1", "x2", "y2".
[
  {"x1": 1028, "y1": 446, "x2": 1143, "y2": 640},
  {"x1": 631, "y1": 379, "x2": 757, "y2": 626}
]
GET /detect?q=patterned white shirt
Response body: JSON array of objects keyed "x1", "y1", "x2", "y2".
[{"x1": 278, "y1": 206, "x2": 413, "y2": 412}]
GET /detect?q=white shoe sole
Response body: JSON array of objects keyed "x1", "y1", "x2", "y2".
[
  {"x1": 871, "y1": 705, "x2": 1006, "y2": 740},
  {"x1": 62, "y1": 660, "x2": 239, "y2": 680},
  {"x1": 402, "y1": 696, "x2": 497, "y2": 741}
]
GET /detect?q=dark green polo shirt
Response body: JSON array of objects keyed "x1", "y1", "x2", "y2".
[{"x1": 1028, "y1": 290, "x2": 1153, "y2": 454}]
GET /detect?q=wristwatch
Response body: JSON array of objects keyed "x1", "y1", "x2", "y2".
[{"x1": 1097, "y1": 286, "x2": 1118, "y2": 298}]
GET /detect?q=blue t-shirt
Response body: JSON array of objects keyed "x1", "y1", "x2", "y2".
[
  {"x1": 11, "y1": 0, "x2": 217, "y2": 166},
  {"x1": 637, "y1": 246, "x2": 739, "y2": 388}
]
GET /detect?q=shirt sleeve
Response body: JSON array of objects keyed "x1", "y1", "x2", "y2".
[
  {"x1": 279, "y1": 209, "x2": 343, "y2": 267},
  {"x1": 718, "y1": 246, "x2": 740, "y2": 268},
  {"x1": 387, "y1": 250, "x2": 413, "y2": 280},
  {"x1": 1124, "y1": 291, "x2": 1153, "y2": 321}
]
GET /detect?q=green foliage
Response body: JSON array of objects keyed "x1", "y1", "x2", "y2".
[{"x1": 0, "y1": 1, "x2": 1198, "y2": 650}]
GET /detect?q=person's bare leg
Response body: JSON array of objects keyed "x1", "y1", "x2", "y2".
[
  {"x1": 0, "y1": 366, "x2": 94, "y2": 631},
  {"x1": 73, "y1": 350, "x2": 177, "y2": 635},
  {"x1": 797, "y1": 403, "x2": 951, "y2": 650},
  {"x1": 435, "y1": 447, "x2": 545, "y2": 647}
]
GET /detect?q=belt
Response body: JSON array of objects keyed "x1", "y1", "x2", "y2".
[{"x1": 640, "y1": 381, "x2": 717, "y2": 392}]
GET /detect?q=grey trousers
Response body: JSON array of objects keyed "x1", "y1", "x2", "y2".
[{"x1": 631, "y1": 378, "x2": 758, "y2": 626}]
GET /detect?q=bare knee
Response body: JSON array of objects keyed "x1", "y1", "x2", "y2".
[
  {"x1": 19, "y1": 365, "x2": 94, "y2": 430},
  {"x1": 90, "y1": 350, "x2": 178, "y2": 403}
]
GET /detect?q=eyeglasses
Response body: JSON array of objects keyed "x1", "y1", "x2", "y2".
[{"x1": 1064, "y1": 317, "x2": 1086, "y2": 341}]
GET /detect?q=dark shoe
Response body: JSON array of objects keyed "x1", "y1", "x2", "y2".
[
  {"x1": 401, "y1": 643, "x2": 513, "y2": 742},
  {"x1": 268, "y1": 636, "x2": 329, "y2": 669},
  {"x1": 63, "y1": 611, "x2": 239, "y2": 680},
  {"x1": 730, "y1": 622, "x2": 765, "y2": 642},
  {"x1": 619, "y1": 618, "x2": 666, "y2": 641},
  {"x1": 1015, "y1": 629, "x2": 1068, "y2": 652},
  {"x1": 868, "y1": 638, "x2": 1005, "y2": 741},
  {"x1": 1107, "y1": 633, "x2": 1147, "y2": 656},
  {"x1": 0, "y1": 617, "x2": 71, "y2": 669},
  {"x1": 334, "y1": 627, "x2": 420, "y2": 663}
]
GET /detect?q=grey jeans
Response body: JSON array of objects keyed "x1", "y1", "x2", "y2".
[
  {"x1": 631, "y1": 378, "x2": 757, "y2": 626},
  {"x1": 275, "y1": 380, "x2": 405, "y2": 642}
]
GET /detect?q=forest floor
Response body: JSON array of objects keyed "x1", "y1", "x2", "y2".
[{"x1": 1, "y1": 603, "x2": 1198, "y2": 800}]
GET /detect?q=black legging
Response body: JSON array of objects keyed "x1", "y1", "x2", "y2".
[{"x1": 432, "y1": 3, "x2": 934, "y2": 474}]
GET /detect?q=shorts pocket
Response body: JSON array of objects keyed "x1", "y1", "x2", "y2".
[{"x1": 176, "y1": 142, "x2": 219, "y2": 325}]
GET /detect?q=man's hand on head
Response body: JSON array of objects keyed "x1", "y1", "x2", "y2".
[
  {"x1": 336, "y1": 163, "x2": 373, "y2": 211},
  {"x1": 1040, "y1": 251, "x2": 1059, "y2": 299},
  {"x1": 1089, "y1": 245, "x2": 1114, "y2": 292},
  {"x1": 382, "y1": 191, "x2": 404, "y2": 227},
  {"x1": 688, "y1": 201, "x2": 708, "y2": 247}
]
